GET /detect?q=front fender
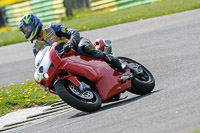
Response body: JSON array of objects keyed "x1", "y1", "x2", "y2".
[{"x1": 55, "y1": 75, "x2": 80, "y2": 87}]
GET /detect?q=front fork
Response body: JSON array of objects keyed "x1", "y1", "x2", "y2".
[
  {"x1": 54, "y1": 74, "x2": 80, "y2": 87},
  {"x1": 54, "y1": 74, "x2": 94, "y2": 100}
]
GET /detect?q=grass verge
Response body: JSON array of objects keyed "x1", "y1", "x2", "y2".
[
  {"x1": 194, "y1": 130, "x2": 200, "y2": 133},
  {"x1": 0, "y1": 0, "x2": 200, "y2": 46},
  {"x1": 63, "y1": 0, "x2": 200, "y2": 31},
  {"x1": 0, "y1": 81, "x2": 60, "y2": 116}
]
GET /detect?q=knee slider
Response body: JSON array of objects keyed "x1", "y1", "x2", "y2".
[{"x1": 83, "y1": 44, "x2": 96, "y2": 54}]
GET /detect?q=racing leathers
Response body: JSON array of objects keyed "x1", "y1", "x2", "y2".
[{"x1": 33, "y1": 22, "x2": 126, "y2": 73}]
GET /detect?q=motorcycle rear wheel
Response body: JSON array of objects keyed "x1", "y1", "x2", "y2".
[
  {"x1": 55, "y1": 80, "x2": 102, "y2": 112},
  {"x1": 118, "y1": 57, "x2": 155, "y2": 95}
]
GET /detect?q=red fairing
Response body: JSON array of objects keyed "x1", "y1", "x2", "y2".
[
  {"x1": 58, "y1": 75, "x2": 80, "y2": 87},
  {"x1": 96, "y1": 70, "x2": 131, "y2": 101},
  {"x1": 60, "y1": 56, "x2": 103, "y2": 81},
  {"x1": 59, "y1": 54, "x2": 132, "y2": 101},
  {"x1": 49, "y1": 45, "x2": 62, "y2": 68},
  {"x1": 47, "y1": 42, "x2": 131, "y2": 101}
]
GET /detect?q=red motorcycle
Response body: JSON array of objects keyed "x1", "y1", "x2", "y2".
[{"x1": 34, "y1": 39, "x2": 155, "y2": 112}]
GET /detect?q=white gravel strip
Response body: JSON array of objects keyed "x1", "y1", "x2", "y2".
[{"x1": 0, "y1": 106, "x2": 50, "y2": 129}]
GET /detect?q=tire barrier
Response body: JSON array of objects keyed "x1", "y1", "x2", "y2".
[
  {"x1": 5, "y1": 0, "x2": 66, "y2": 30},
  {"x1": 90, "y1": 0, "x2": 160, "y2": 12}
]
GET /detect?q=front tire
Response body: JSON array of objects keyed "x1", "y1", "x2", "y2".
[
  {"x1": 55, "y1": 80, "x2": 102, "y2": 112},
  {"x1": 118, "y1": 57, "x2": 155, "y2": 95}
]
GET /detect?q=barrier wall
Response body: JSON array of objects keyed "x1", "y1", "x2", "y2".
[
  {"x1": 90, "y1": 0, "x2": 160, "y2": 11},
  {"x1": 5, "y1": 0, "x2": 161, "y2": 30},
  {"x1": 5, "y1": 0, "x2": 66, "y2": 30},
  {"x1": 0, "y1": 0, "x2": 27, "y2": 8}
]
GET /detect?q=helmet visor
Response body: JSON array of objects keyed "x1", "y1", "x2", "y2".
[
  {"x1": 27, "y1": 27, "x2": 38, "y2": 42},
  {"x1": 21, "y1": 25, "x2": 33, "y2": 39}
]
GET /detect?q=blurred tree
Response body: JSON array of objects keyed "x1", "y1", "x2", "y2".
[
  {"x1": 64, "y1": 0, "x2": 73, "y2": 16},
  {"x1": 71, "y1": 0, "x2": 90, "y2": 9},
  {"x1": 64, "y1": 0, "x2": 90, "y2": 16},
  {"x1": 0, "y1": 8, "x2": 6, "y2": 28}
]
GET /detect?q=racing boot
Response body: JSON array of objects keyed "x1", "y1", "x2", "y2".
[
  {"x1": 93, "y1": 50, "x2": 127, "y2": 74},
  {"x1": 105, "y1": 54, "x2": 127, "y2": 73}
]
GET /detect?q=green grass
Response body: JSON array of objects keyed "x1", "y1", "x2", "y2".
[
  {"x1": 0, "y1": 0, "x2": 200, "y2": 46},
  {"x1": 62, "y1": 0, "x2": 200, "y2": 31},
  {"x1": 0, "y1": 30, "x2": 26, "y2": 46},
  {"x1": 194, "y1": 130, "x2": 200, "y2": 133},
  {"x1": 0, "y1": 81, "x2": 59, "y2": 116}
]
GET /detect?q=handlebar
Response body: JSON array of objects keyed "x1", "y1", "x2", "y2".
[{"x1": 57, "y1": 48, "x2": 78, "y2": 58}]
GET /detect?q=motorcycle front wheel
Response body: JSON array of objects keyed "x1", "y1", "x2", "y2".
[
  {"x1": 118, "y1": 57, "x2": 155, "y2": 95},
  {"x1": 55, "y1": 80, "x2": 102, "y2": 112}
]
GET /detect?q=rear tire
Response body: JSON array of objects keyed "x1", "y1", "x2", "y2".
[
  {"x1": 55, "y1": 80, "x2": 102, "y2": 112},
  {"x1": 118, "y1": 57, "x2": 155, "y2": 95}
]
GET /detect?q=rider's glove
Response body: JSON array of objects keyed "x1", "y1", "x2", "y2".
[{"x1": 63, "y1": 43, "x2": 72, "y2": 53}]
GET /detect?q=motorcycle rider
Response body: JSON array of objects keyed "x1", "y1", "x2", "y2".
[{"x1": 18, "y1": 14, "x2": 126, "y2": 73}]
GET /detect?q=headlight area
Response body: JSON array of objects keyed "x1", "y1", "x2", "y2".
[
  {"x1": 43, "y1": 73, "x2": 49, "y2": 79},
  {"x1": 39, "y1": 64, "x2": 55, "y2": 88},
  {"x1": 39, "y1": 73, "x2": 49, "y2": 87}
]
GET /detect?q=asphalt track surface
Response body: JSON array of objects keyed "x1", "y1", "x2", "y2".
[{"x1": 1, "y1": 9, "x2": 200, "y2": 133}]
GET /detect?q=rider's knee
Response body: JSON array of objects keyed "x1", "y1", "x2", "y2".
[{"x1": 83, "y1": 44, "x2": 96, "y2": 55}]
